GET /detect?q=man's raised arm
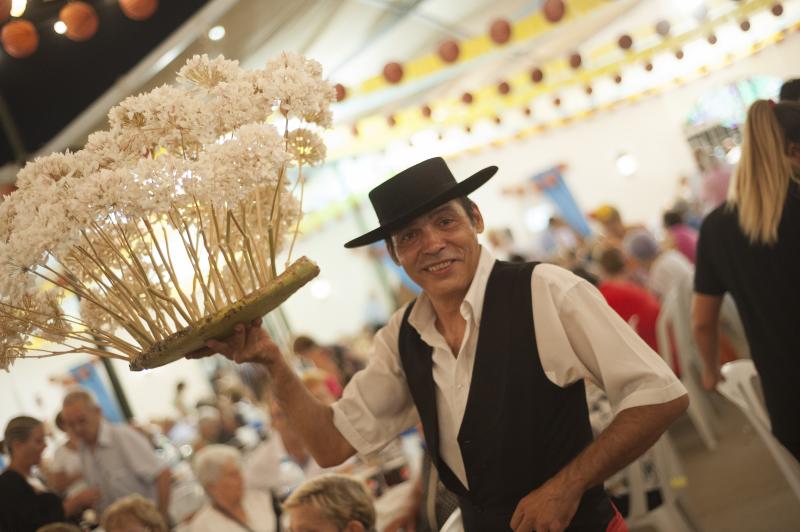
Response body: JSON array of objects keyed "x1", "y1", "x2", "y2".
[{"x1": 202, "y1": 319, "x2": 357, "y2": 467}]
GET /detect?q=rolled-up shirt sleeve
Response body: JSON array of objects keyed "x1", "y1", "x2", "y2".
[
  {"x1": 533, "y1": 265, "x2": 687, "y2": 415},
  {"x1": 331, "y1": 307, "x2": 420, "y2": 456}
]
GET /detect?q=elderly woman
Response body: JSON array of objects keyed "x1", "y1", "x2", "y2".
[
  {"x1": 283, "y1": 474, "x2": 375, "y2": 532},
  {"x1": 0, "y1": 416, "x2": 99, "y2": 532},
  {"x1": 190, "y1": 445, "x2": 276, "y2": 531},
  {"x1": 101, "y1": 494, "x2": 168, "y2": 532}
]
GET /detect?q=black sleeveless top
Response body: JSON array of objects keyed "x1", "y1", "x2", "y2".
[{"x1": 398, "y1": 261, "x2": 614, "y2": 531}]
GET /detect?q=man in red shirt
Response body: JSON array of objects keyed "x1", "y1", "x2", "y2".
[{"x1": 597, "y1": 247, "x2": 661, "y2": 351}]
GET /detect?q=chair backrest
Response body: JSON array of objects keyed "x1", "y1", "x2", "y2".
[
  {"x1": 718, "y1": 360, "x2": 800, "y2": 502},
  {"x1": 439, "y1": 507, "x2": 463, "y2": 532},
  {"x1": 718, "y1": 360, "x2": 770, "y2": 429},
  {"x1": 656, "y1": 286, "x2": 700, "y2": 374},
  {"x1": 623, "y1": 432, "x2": 684, "y2": 519}
]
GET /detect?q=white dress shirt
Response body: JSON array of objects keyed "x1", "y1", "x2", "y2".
[{"x1": 332, "y1": 247, "x2": 686, "y2": 489}]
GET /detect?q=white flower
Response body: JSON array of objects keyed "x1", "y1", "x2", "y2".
[
  {"x1": 287, "y1": 128, "x2": 326, "y2": 166},
  {"x1": 255, "y1": 52, "x2": 335, "y2": 128}
]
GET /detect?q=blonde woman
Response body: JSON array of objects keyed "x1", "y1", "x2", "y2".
[
  {"x1": 283, "y1": 474, "x2": 375, "y2": 532},
  {"x1": 693, "y1": 99, "x2": 800, "y2": 460}
]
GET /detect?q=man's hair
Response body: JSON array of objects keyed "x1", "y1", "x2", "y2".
[
  {"x1": 293, "y1": 334, "x2": 318, "y2": 355},
  {"x1": 599, "y1": 247, "x2": 626, "y2": 276},
  {"x1": 101, "y1": 494, "x2": 168, "y2": 532},
  {"x1": 779, "y1": 78, "x2": 800, "y2": 102},
  {"x1": 384, "y1": 196, "x2": 476, "y2": 262},
  {"x1": 283, "y1": 474, "x2": 375, "y2": 530},
  {"x1": 62, "y1": 388, "x2": 98, "y2": 409},
  {"x1": 193, "y1": 444, "x2": 241, "y2": 488},
  {"x1": 662, "y1": 210, "x2": 684, "y2": 228}
]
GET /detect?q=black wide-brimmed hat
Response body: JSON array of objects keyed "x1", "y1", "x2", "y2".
[{"x1": 344, "y1": 157, "x2": 498, "y2": 248}]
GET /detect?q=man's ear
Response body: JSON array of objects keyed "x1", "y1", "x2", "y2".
[
  {"x1": 471, "y1": 203, "x2": 485, "y2": 234},
  {"x1": 343, "y1": 520, "x2": 366, "y2": 532}
]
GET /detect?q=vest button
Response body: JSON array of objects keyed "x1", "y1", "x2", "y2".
[{"x1": 463, "y1": 439, "x2": 472, "y2": 445}]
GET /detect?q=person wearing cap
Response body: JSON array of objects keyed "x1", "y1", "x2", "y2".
[{"x1": 199, "y1": 158, "x2": 688, "y2": 531}]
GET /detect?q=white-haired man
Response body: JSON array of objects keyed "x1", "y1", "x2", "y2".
[
  {"x1": 199, "y1": 158, "x2": 689, "y2": 531},
  {"x1": 60, "y1": 389, "x2": 172, "y2": 519}
]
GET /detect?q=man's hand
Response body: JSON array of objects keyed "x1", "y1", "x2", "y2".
[
  {"x1": 187, "y1": 318, "x2": 283, "y2": 367},
  {"x1": 509, "y1": 476, "x2": 581, "y2": 532}
]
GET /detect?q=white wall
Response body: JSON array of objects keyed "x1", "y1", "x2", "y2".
[{"x1": 0, "y1": 353, "x2": 213, "y2": 430}]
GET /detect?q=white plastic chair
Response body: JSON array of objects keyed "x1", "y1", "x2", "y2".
[
  {"x1": 439, "y1": 507, "x2": 463, "y2": 532},
  {"x1": 622, "y1": 433, "x2": 702, "y2": 532},
  {"x1": 717, "y1": 360, "x2": 800, "y2": 503},
  {"x1": 656, "y1": 288, "x2": 718, "y2": 450}
]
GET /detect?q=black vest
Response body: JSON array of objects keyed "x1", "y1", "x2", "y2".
[{"x1": 398, "y1": 261, "x2": 614, "y2": 531}]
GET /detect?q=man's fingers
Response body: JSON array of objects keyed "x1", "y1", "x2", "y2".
[
  {"x1": 510, "y1": 505, "x2": 525, "y2": 530},
  {"x1": 205, "y1": 338, "x2": 229, "y2": 356},
  {"x1": 185, "y1": 346, "x2": 214, "y2": 359}
]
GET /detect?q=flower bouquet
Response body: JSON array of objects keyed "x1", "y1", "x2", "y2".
[{"x1": 0, "y1": 53, "x2": 333, "y2": 371}]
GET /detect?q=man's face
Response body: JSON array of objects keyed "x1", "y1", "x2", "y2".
[
  {"x1": 390, "y1": 199, "x2": 484, "y2": 302},
  {"x1": 62, "y1": 400, "x2": 101, "y2": 445}
]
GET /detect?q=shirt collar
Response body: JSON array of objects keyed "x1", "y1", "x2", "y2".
[{"x1": 408, "y1": 246, "x2": 496, "y2": 337}]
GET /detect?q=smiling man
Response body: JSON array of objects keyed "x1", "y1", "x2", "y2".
[{"x1": 205, "y1": 157, "x2": 688, "y2": 532}]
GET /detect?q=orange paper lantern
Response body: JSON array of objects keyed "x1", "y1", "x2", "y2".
[
  {"x1": 543, "y1": 0, "x2": 566, "y2": 23},
  {"x1": 489, "y1": 19, "x2": 512, "y2": 44},
  {"x1": 334, "y1": 83, "x2": 346, "y2": 102},
  {"x1": 119, "y1": 0, "x2": 159, "y2": 21},
  {"x1": 382, "y1": 62, "x2": 403, "y2": 84},
  {"x1": 438, "y1": 40, "x2": 460, "y2": 62},
  {"x1": 1, "y1": 19, "x2": 38, "y2": 58},
  {"x1": 61, "y1": 2, "x2": 99, "y2": 42}
]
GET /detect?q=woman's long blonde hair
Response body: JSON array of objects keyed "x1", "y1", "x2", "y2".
[{"x1": 728, "y1": 100, "x2": 800, "y2": 244}]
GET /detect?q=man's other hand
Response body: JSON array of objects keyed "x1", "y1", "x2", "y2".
[{"x1": 509, "y1": 476, "x2": 581, "y2": 532}]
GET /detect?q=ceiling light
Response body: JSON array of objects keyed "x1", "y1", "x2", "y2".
[
  {"x1": 10, "y1": 0, "x2": 27, "y2": 17},
  {"x1": 208, "y1": 26, "x2": 225, "y2": 41},
  {"x1": 616, "y1": 153, "x2": 638, "y2": 177},
  {"x1": 53, "y1": 21, "x2": 67, "y2": 35}
]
